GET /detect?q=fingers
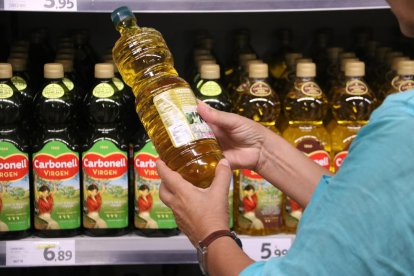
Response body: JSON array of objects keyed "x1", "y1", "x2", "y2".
[
  {"x1": 197, "y1": 100, "x2": 242, "y2": 129},
  {"x1": 159, "y1": 182, "x2": 174, "y2": 207},
  {"x1": 210, "y1": 159, "x2": 232, "y2": 195}
]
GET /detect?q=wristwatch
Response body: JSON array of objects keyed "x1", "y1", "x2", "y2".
[{"x1": 196, "y1": 230, "x2": 243, "y2": 275}]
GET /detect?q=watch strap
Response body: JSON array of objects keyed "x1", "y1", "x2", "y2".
[{"x1": 199, "y1": 230, "x2": 242, "y2": 249}]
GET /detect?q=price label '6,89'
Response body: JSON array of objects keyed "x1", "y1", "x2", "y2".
[{"x1": 6, "y1": 240, "x2": 76, "y2": 266}]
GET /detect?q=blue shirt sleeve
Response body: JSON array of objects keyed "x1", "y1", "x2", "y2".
[{"x1": 240, "y1": 91, "x2": 414, "y2": 276}]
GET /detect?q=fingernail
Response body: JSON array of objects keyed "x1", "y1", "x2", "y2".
[{"x1": 219, "y1": 159, "x2": 230, "y2": 168}]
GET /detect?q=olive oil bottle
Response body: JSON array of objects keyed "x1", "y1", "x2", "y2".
[
  {"x1": 234, "y1": 62, "x2": 283, "y2": 236},
  {"x1": 111, "y1": 6, "x2": 223, "y2": 188},
  {"x1": 32, "y1": 63, "x2": 81, "y2": 238},
  {"x1": 384, "y1": 60, "x2": 414, "y2": 97},
  {"x1": 282, "y1": 62, "x2": 330, "y2": 233},
  {"x1": 133, "y1": 132, "x2": 180, "y2": 237},
  {"x1": 194, "y1": 64, "x2": 231, "y2": 112},
  {"x1": 0, "y1": 64, "x2": 31, "y2": 240},
  {"x1": 82, "y1": 63, "x2": 129, "y2": 237}
]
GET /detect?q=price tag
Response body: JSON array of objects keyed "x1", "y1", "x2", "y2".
[
  {"x1": 4, "y1": 0, "x2": 77, "y2": 12},
  {"x1": 241, "y1": 237, "x2": 292, "y2": 261},
  {"x1": 6, "y1": 240, "x2": 76, "y2": 266}
]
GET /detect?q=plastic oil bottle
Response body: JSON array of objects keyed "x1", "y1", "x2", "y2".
[
  {"x1": 111, "y1": 6, "x2": 223, "y2": 188},
  {"x1": 32, "y1": 63, "x2": 81, "y2": 237},
  {"x1": 133, "y1": 131, "x2": 180, "y2": 237},
  {"x1": 0, "y1": 63, "x2": 31, "y2": 240},
  {"x1": 234, "y1": 62, "x2": 283, "y2": 236},
  {"x1": 282, "y1": 62, "x2": 330, "y2": 233},
  {"x1": 82, "y1": 63, "x2": 130, "y2": 236},
  {"x1": 384, "y1": 60, "x2": 414, "y2": 97},
  {"x1": 330, "y1": 61, "x2": 377, "y2": 172},
  {"x1": 194, "y1": 64, "x2": 231, "y2": 112}
]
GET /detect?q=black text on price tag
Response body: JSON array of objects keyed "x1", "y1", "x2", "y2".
[{"x1": 242, "y1": 237, "x2": 292, "y2": 261}]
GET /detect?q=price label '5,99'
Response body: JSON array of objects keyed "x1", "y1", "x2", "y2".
[
  {"x1": 241, "y1": 237, "x2": 292, "y2": 261},
  {"x1": 4, "y1": 0, "x2": 77, "y2": 11},
  {"x1": 6, "y1": 240, "x2": 76, "y2": 266}
]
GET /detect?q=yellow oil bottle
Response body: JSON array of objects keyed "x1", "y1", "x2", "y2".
[
  {"x1": 282, "y1": 62, "x2": 330, "y2": 233},
  {"x1": 111, "y1": 7, "x2": 223, "y2": 188},
  {"x1": 384, "y1": 60, "x2": 414, "y2": 97}
]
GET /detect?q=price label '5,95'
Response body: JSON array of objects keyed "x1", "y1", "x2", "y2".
[
  {"x1": 6, "y1": 240, "x2": 75, "y2": 266},
  {"x1": 4, "y1": 0, "x2": 77, "y2": 12},
  {"x1": 241, "y1": 237, "x2": 292, "y2": 261}
]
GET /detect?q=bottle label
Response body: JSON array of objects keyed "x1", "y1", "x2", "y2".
[
  {"x1": 300, "y1": 82, "x2": 322, "y2": 97},
  {"x1": 32, "y1": 141, "x2": 80, "y2": 230},
  {"x1": 398, "y1": 80, "x2": 414, "y2": 92},
  {"x1": 134, "y1": 141, "x2": 177, "y2": 229},
  {"x1": 92, "y1": 83, "x2": 115, "y2": 98},
  {"x1": 42, "y1": 84, "x2": 65, "y2": 99},
  {"x1": 153, "y1": 87, "x2": 215, "y2": 148},
  {"x1": 113, "y1": 77, "x2": 125, "y2": 91},
  {"x1": 334, "y1": 151, "x2": 348, "y2": 171},
  {"x1": 249, "y1": 81, "x2": 271, "y2": 97},
  {"x1": 82, "y1": 140, "x2": 128, "y2": 229},
  {"x1": 345, "y1": 80, "x2": 368, "y2": 95},
  {"x1": 284, "y1": 196, "x2": 303, "y2": 228},
  {"x1": 296, "y1": 138, "x2": 331, "y2": 170},
  {"x1": 63, "y1": 77, "x2": 74, "y2": 91},
  {"x1": 200, "y1": 81, "x2": 222, "y2": 97},
  {"x1": 11, "y1": 76, "x2": 27, "y2": 91},
  {"x1": 0, "y1": 84, "x2": 13, "y2": 99},
  {"x1": 0, "y1": 142, "x2": 30, "y2": 232},
  {"x1": 237, "y1": 169, "x2": 283, "y2": 231}
]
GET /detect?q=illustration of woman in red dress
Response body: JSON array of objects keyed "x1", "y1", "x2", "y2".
[
  {"x1": 85, "y1": 183, "x2": 107, "y2": 228},
  {"x1": 242, "y1": 184, "x2": 264, "y2": 230},
  {"x1": 137, "y1": 184, "x2": 158, "y2": 228},
  {"x1": 36, "y1": 184, "x2": 59, "y2": 229},
  {"x1": 0, "y1": 184, "x2": 9, "y2": 231}
]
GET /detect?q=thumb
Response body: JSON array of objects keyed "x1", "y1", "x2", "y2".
[{"x1": 210, "y1": 159, "x2": 232, "y2": 195}]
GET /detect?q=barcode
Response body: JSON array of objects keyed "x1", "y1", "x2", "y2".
[{"x1": 169, "y1": 123, "x2": 194, "y2": 147}]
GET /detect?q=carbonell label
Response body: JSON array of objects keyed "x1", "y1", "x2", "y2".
[
  {"x1": 134, "y1": 141, "x2": 177, "y2": 230},
  {"x1": 297, "y1": 138, "x2": 330, "y2": 170},
  {"x1": 0, "y1": 142, "x2": 30, "y2": 232},
  {"x1": 82, "y1": 140, "x2": 128, "y2": 229},
  {"x1": 32, "y1": 141, "x2": 81, "y2": 230},
  {"x1": 346, "y1": 80, "x2": 368, "y2": 96},
  {"x1": 334, "y1": 151, "x2": 348, "y2": 171}
]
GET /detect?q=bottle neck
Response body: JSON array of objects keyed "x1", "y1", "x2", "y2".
[
  {"x1": 117, "y1": 18, "x2": 139, "y2": 34},
  {"x1": 296, "y1": 76, "x2": 315, "y2": 82},
  {"x1": 345, "y1": 76, "x2": 365, "y2": 82}
]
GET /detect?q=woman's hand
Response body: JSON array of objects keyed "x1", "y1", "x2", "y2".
[
  {"x1": 157, "y1": 158, "x2": 232, "y2": 246},
  {"x1": 198, "y1": 101, "x2": 273, "y2": 171}
]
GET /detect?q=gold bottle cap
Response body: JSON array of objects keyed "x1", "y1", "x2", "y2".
[
  {"x1": 340, "y1": 58, "x2": 359, "y2": 72},
  {"x1": 397, "y1": 60, "x2": 414, "y2": 75},
  {"x1": 391, "y1": 56, "x2": 409, "y2": 71},
  {"x1": 103, "y1": 59, "x2": 119, "y2": 73},
  {"x1": 200, "y1": 64, "x2": 220, "y2": 79},
  {"x1": 249, "y1": 63, "x2": 268, "y2": 78},
  {"x1": 95, "y1": 63, "x2": 115, "y2": 79},
  {"x1": 285, "y1": 53, "x2": 303, "y2": 67},
  {"x1": 7, "y1": 57, "x2": 27, "y2": 71},
  {"x1": 195, "y1": 54, "x2": 215, "y2": 64},
  {"x1": 245, "y1": 59, "x2": 263, "y2": 72},
  {"x1": 44, "y1": 63, "x2": 64, "y2": 79},
  {"x1": 345, "y1": 61, "x2": 365, "y2": 77},
  {"x1": 296, "y1": 58, "x2": 313, "y2": 64},
  {"x1": 239, "y1": 53, "x2": 257, "y2": 64},
  {"x1": 327, "y1": 47, "x2": 343, "y2": 60},
  {"x1": 0, "y1": 63, "x2": 13, "y2": 79},
  {"x1": 339, "y1": 52, "x2": 356, "y2": 60},
  {"x1": 55, "y1": 59, "x2": 74, "y2": 73},
  {"x1": 385, "y1": 51, "x2": 403, "y2": 66},
  {"x1": 296, "y1": 62, "x2": 316, "y2": 77},
  {"x1": 197, "y1": 59, "x2": 216, "y2": 72}
]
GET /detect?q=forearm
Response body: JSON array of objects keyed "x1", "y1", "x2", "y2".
[
  {"x1": 257, "y1": 129, "x2": 333, "y2": 207},
  {"x1": 207, "y1": 237, "x2": 254, "y2": 276}
]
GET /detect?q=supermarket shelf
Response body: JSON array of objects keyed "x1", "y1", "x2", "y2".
[
  {"x1": 1, "y1": 0, "x2": 390, "y2": 13},
  {"x1": 0, "y1": 233, "x2": 295, "y2": 267}
]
